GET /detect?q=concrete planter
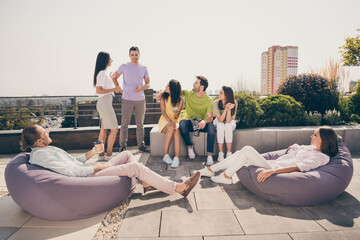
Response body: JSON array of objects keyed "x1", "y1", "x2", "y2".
[{"x1": 150, "y1": 125, "x2": 360, "y2": 156}]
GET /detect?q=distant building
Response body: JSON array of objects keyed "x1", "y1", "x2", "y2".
[{"x1": 261, "y1": 45, "x2": 298, "y2": 95}]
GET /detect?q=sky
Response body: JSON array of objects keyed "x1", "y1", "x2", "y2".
[{"x1": 0, "y1": 0, "x2": 359, "y2": 97}]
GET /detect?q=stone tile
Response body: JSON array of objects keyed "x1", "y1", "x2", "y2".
[
  {"x1": 23, "y1": 213, "x2": 105, "y2": 228},
  {"x1": 221, "y1": 181, "x2": 247, "y2": 192},
  {"x1": 325, "y1": 191, "x2": 360, "y2": 206},
  {"x1": 205, "y1": 234, "x2": 292, "y2": 240},
  {"x1": 353, "y1": 158, "x2": 360, "y2": 176},
  {"x1": 129, "y1": 193, "x2": 196, "y2": 212},
  {"x1": 193, "y1": 178, "x2": 223, "y2": 193},
  {"x1": 196, "y1": 191, "x2": 265, "y2": 210},
  {"x1": 117, "y1": 237, "x2": 201, "y2": 240},
  {"x1": 8, "y1": 227, "x2": 98, "y2": 240},
  {"x1": 0, "y1": 227, "x2": 18, "y2": 240},
  {"x1": 343, "y1": 175, "x2": 360, "y2": 200},
  {"x1": 224, "y1": 190, "x2": 267, "y2": 209},
  {"x1": 0, "y1": 196, "x2": 32, "y2": 227},
  {"x1": 302, "y1": 204, "x2": 360, "y2": 230},
  {"x1": 290, "y1": 229, "x2": 360, "y2": 240},
  {"x1": 195, "y1": 192, "x2": 237, "y2": 210},
  {"x1": 234, "y1": 208, "x2": 324, "y2": 234},
  {"x1": 160, "y1": 210, "x2": 243, "y2": 237},
  {"x1": 117, "y1": 211, "x2": 161, "y2": 238}
]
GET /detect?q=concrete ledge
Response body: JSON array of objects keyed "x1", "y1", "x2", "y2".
[
  {"x1": 0, "y1": 124, "x2": 156, "y2": 154},
  {"x1": 150, "y1": 125, "x2": 360, "y2": 156}
]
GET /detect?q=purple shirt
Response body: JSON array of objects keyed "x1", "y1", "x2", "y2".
[{"x1": 116, "y1": 62, "x2": 149, "y2": 101}]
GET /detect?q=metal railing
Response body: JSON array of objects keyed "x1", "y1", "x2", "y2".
[{"x1": 0, "y1": 94, "x2": 162, "y2": 130}]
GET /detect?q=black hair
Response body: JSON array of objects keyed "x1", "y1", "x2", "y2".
[
  {"x1": 196, "y1": 75, "x2": 209, "y2": 91},
  {"x1": 218, "y1": 86, "x2": 236, "y2": 116},
  {"x1": 161, "y1": 79, "x2": 182, "y2": 107},
  {"x1": 129, "y1": 46, "x2": 140, "y2": 54},
  {"x1": 93, "y1": 52, "x2": 110, "y2": 87}
]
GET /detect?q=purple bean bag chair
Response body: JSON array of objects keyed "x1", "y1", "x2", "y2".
[
  {"x1": 5, "y1": 153, "x2": 136, "y2": 220},
  {"x1": 237, "y1": 137, "x2": 353, "y2": 206}
]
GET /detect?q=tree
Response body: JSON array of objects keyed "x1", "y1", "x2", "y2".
[
  {"x1": 340, "y1": 30, "x2": 360, "y2": 66},
  {"x1": 278, "y1": 74, "x2": 339, "y2": 114}
]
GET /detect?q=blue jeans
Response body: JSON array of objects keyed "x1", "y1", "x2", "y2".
[{"x1": 179, "y1": 119, "x2": 215, "y2": 155}]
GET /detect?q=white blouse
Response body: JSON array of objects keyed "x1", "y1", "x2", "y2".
[{"x1": 269, "y1": 144, "x2": 330, "y2": 172}]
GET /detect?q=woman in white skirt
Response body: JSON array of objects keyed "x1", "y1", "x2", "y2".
[
  {"x1": 213, "y1": 86, "x2": 237, "y2": 161},
  {"x1": 93, "y1": 52, "x2": 122, "y2": 160}
]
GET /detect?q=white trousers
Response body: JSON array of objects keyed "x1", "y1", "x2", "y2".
[
  {"x1": 210, "y1": 146, "x2": 272, "y2": 177},
  {"x1": 214, "y1": 120, "x2": 236, "y2": 144}
]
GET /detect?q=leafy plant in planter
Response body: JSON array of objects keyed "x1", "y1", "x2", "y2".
[
  {"x1": 235, "y1": 92, "x2": 263, "y2": 128},
  {"x1": 258, "y1": 95, "x2": 304, "y2": 127},
  {"x1": 278, "y1": 74, "x2": 339, "y2": 114},
  {"x1": 304, "y1": 111, "x2": 322, "y2": 126}
]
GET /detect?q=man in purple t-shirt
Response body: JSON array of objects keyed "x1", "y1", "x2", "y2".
[{"x1": 111, "y1": 46, "x2": 150, "y2": 152}]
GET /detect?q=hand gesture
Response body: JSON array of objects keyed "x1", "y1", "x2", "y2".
[
  {"x1": 225, "y1": 103, "x2": 235, "y2": 110},
  {"x1": 135, "y1": 86, "x2": 143, "y2": 92},
  {"x1": 257, "y1": 169, "x2": 274, "y2": 182},
  {"x1": 114, "y1": 86, "x2": 122, "y2": 94},
  {"x1": 198, "y1": 120, "x2": 206, "y2": 129},
  {"x1": 155, "y1": 92, "x2": 162, "y2": 102}
]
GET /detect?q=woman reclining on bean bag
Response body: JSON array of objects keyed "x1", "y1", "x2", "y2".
[{"x1": 196, "y1": 126, "x2": 352, "y2": 205}]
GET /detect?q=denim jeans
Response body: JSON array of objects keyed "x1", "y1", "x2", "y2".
[{"x1": 179, "y1": 119, "x2": 216, "y2": 154}]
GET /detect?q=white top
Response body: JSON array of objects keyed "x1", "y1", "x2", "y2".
[
  {"x1": 29, "y1": 146, "x2": 94, "y2": 177},
  {"x1": 270, "y1": 144, "x2": 330, "y2": 172},
  {"x1": 96, "y1": 70, "x2": 115, "y2": 98}
]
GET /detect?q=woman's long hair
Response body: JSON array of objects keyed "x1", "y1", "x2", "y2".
[
  {"x1": 93, "y1": 52, "x2": 110, "y2": 87},
  {"x1": 218, "y1": 86, "x2": 236, "y2": 116},
  {"x1": 319, "y1": 126, "x2": 339, "y2": 158},
  {"x1": 161, "y1": 79, "x2": 182, "y2": 107},
  {"x1": 19, "y1": 125, "x2": 41, "y2": 151}
]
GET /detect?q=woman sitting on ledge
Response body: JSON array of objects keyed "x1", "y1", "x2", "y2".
[
  {"x1": 20, "y1": 124, "x2": 200, "y2": 197},
  {"x1": 197, "y1": 126, "x2": 338, "y2": 184},
  {"x1": 158, "y1": 79, "x2": 183, "y2": 168}
]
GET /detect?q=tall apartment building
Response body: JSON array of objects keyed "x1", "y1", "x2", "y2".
[{"x1": 261, "y1": 46, "x2": 298, "y2": 95}]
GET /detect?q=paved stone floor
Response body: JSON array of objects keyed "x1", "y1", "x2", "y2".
[{"x1": 1, "y1": 150, "x2": 360, "y2": 240}]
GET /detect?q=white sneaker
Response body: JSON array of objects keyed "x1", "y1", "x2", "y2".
[
  {"x1": 211, "y1": 173, "x2": 232, "y2": 184},
  {"x1": 226, "y1": 152, "x2": 232, "y2": 158},
  {"x1": 188, "y1": 147, "x2": 196, "y2": 159},
  {"x1": 196, "y1": 167, "x2": 215, "y2": 177},
  {"x1": 105, "y1": 154, "x2": 115, "y2": 161},
  {"x1": 98, "y1": 154, "x2": 105, "y2": 161},
  {"x1": 206, "y1": 155, "x2": 214, "y2": 165},
  {"x1": 218, "y1": 152, "x2": 224, "y2": 162}
]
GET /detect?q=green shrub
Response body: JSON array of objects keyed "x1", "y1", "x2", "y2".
[
  {"x1": 304, "y1": 111, "x2": 322, "y2": 126},
  {"x1": 235, "y1": 92, "x2": 263, "y2": 128},
  {"x1": 322, "y1": 109, "x2": 343, "y2": 125},
  {"x1": 278, "y1": 74, "x2": 339, "y2": 114},
  {"x1": 258, "y1": 95, "x2": 304, "y2": 126},
  {"x1": 338, "y1": 97, "x2": 352, "y2": 122},
  {"x1": 348, "y1": 92, "x2": 360, "y2": 116},
  {"x1": 350, "y1": 114, "x2": 360, "y2": 123}
]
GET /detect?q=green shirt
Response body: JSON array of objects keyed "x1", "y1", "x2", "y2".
[{"x1": 182, "y1": 90, "x2": 213, "y2": 119}]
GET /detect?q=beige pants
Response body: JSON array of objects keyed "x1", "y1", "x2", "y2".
[{"x1": 91, "y1": 151, "x2": 177, "y2": 194}]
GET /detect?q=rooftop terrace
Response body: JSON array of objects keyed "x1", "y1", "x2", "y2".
[{"x1": 1, "y1": 146, "x2": 360, "y2": 240}]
